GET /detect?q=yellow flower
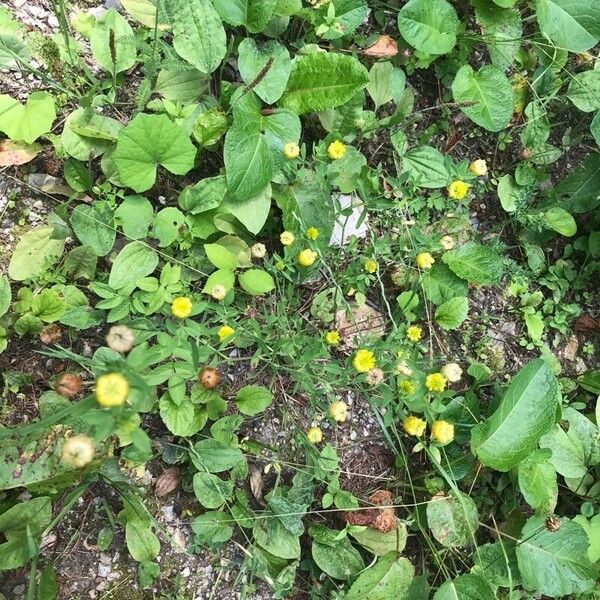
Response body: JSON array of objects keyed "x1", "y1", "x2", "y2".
[
  {"x1": 431, "y1": 420, "x2": 454, "y2": 444},
  {"x1": 283, "y1": 142, "x2": 300, "y2": 159},
  {"x1": 403, "y1": 415, "x2": 426, "y2": 437},
  {"x1": 469, "y1": 159, "x2": 487, "y2": 177},
  {"x1": 329, "y1": 401, "x2": 348, "y2": 423},
  {"x1": 61, "y1": 434, "x2": 95, "y2": 467},
  {"x1": 440, "y1": 235, "x2": 455, "y2": 250},
  {"x1": 252, "y1": 243, "x2": 267, "y2": 258},
  {"x1": 306, "y1": 227, "x2": 319, "y2": 240},
  {"x1": 425, "y1": 373, "x2": 447, "y2": 393},
  {"x1": 364, "y1": 259, "x2": 378, "y2": 274},
  {"x1": 327, "y1": 140, "x2": 346, "y2": 160},
  {"x1": 307, "y1": 426, "x2": 323, "y2": 444},
  {"x1": 447, "y1": 180, "x2": 470, "y2": 200},
  {"x1": 210, "y1": 285, "x2": 227, "y2": 301},
  {"x1": 280, "y1": 231, "x2": 295, "y2": 246},
  {"x1": 353, "y1": 349, "x2": 376, "y2": 373},
  {"x1": 298, "y1": 249, "x2": 318, "y2": 267},
  {"x1": 325, "y1": 330, "x2": 341, "y2": 346},
  {"x1": 416, "y1": 252, "x2": 435, "y2": 269},
  {"x1": 441, "y1": 362, "x2": 463, "y2": 383},
  {"x1": 399, "y1": 380, "x2": 416, "y2": 395},
  {"x1": 96, "y1": 372, "x2": 129, "y2": 407},
  {"x1": 406, "y1": 325, "x2": 423, "y2": 342},
  {"x1": 217, "y1": 325, "x2": 235, "y2": 342},
  {"x1": 171, "y1": 296, "x2": 192, "y2": 319}
]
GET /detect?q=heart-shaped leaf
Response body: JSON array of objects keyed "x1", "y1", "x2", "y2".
[{"x1": 0, "y1": 92, "x2": 56, "y2": 143}]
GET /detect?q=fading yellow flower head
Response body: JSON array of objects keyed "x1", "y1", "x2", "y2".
[
  {"x1": 399, "y1": 380, "x2": 416, "y2": 395},
  {"x1": 406, "y1": 325, "x2": 423, "y2": 342},
  {"x1": 353, "y1": 349, "x2": 376, "y2": 373},
  {"x1": 217, "y1": 325, "x2": 235, "y2": 342},
  {"x1": 283, "y1": 142, "x2": 300, "y2": 159},
  {"x1": 403, "y1": 415, "x2": 426, "y2": 437},
  {"x1": 364, "y1": 259, "x2": 378, "y2": 274},
  {"x1": 325, "y1": 330, "x2": 341, "y2": 346},
  {"x1": 395, "y1": 360, "x2": 413, "y2": 376},
  {"x1": 252, "y1": 243, "x2": 267, "y2": 258},
  {"x1": 298, "y1": 249, "x2": 318, "y2": 267},
  {"x1": 469, "y1": 159, "x2": 487, "y2": 177},
  {"x1": 329, "y1": 400, "x2": 348, "y2": 423},
  {"x1": 366, "y1": 367, "x2": 384, "y2": 386},
  {"x1": 96, "y1": 372, "x2": 129, "y2": 407},
  {"x1": 440, "y1": 235, "x2": 455, "y2": 250},
  {"x1": 171, "y1": 296, "x2": 192, "y2": 319},
  {"x1": 280, "y1": 231, "x2": 295, "y2": 246},
  {"x1": 327, "y1": 140, "x2": 346, "y2": 160},
  {"x1": 61, "y1": 434, "x2": 96, "y2": 467},
  {"x1": 441, "y1": 362, "x2": 463, "y2": 383},
  {"x1": 306, "y1": 227, "x2": 319, "y2": 240},
  {"x1": 431, "y1": 420, "x2": 454, "y2": 444},
  {"x1": 307, "y1": 426, "x2": 323, "y2": 444},
  {"x1": 447, "y1": 180, "x2": 470, "y2": 200},
  {"x1": 211, "y1": 284, "x2": 227, "y2": 301},
  {"x1": 425, "y1": 372, "x2": 447, "y2": 393},
  {"x1": 416, "y1": 252, "x2": 435, "y2": 269}
]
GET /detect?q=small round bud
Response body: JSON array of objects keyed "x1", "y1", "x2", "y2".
[{"x1": 199, "y1": 367, "x2": 221, "y2": 389}]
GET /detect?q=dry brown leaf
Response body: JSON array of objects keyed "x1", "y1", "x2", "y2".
[
  {"x1": 155, "y1": 467, "x2": 179, "y2": 497},
  {"x1": 0, "y1": 139, "x2": 40, "y2": 166},
  {"x1": 574, "y1": 314, "x2": 600, "y2": 332},
  {"x1": 362, "y1": 35, "x2": 398, "y2": 58},
  {"x1": 343, "y1": 489, "x2": 398, "y2": 532},
  {"x1": 335, "y1": 304, "x2": 385, "y2": 352},
  {"x1": 249, "y1": 467, "x2": 263, "y2": 501}
]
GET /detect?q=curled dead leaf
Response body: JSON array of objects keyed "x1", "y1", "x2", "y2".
[
  {"x1": 155, "y1": 467, "x2": 179, "y2": 497},
  {"x1": 249, "y1": 467, "x2": 263, "y2": 501},
  {"x1": 361, "y1": 35, "x2": 398, "y2": 58},
  {"x1": 343, "y1": 489, "x2": 398, "y2": 532}
]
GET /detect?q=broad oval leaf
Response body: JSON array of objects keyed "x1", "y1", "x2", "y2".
[
  {"x1": 427, "y1": 491, "x2": 479, "y2": 548},
  {"x1": 108, "y1": 242, "x2": 159, "y2": 289},
  {"x1": 434, "y1": 296, "x2": 468, "y2": 330},
  {"x1": 543, "y1": 207, "x2": 576, "y2": 237},
  {"x1": 517, "y1": 449, "x2": 558, "y2": 514},
  {"x1": 471, "y1": 359, "x2": 560, "y2": 471},
  {"x1": 90, "y1": 8, "x2": 136, "y2": 74},
  {"x1": 401, "y1": 145, "x2": 450, "y2": 188},
  {"x1": 0, "y1": 91, "x2": 56, "y2": 144},
  {"x1": 8, "y1": 226, "x2": 65, "y2": 281},
  {"x1": 212, "y1": 0, "x2": 278, "y2": 33},
  {"x1": 433, "y1": 573, "x2": 495, "y2": 600},
  {"x1": 442, "y1": 242, "x2": 504, "y2": 286},
  {"x1": 71, "y1": 202, "x2": 116, "y2": 257},
  {"x1": 452, "y1": 65, "x2": 513, "y2": 132},
  {"x1": 238, "y1": 269, "x2": 275, "y2": 296},
  {"x1": 567, "y1": 70, "x2": 600, "y2": 113},
  {"x1": 346, "y1": 553, "x2": 414, "y2": 600}
]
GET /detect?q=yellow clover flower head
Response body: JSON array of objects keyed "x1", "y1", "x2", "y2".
[
  {"x1": 469, "y1": 159, "x2": 488, "y2": 177},
  {"x1": 327, "y1": 140, "x2": 346, "y2": 160},
  {"x1": 217, "y1": 325, "x2": 235, "y2": 342},
  {"x1": 364, "y1": 259, "x2": 378, "y2": 274},
  {"x1": 441, "y1": 362, "x2": 463, "y2": 383},
  {"x1": 416, "y1": 252, "x2": 435, "y2": 269},
  {"x1": 399, "y1": 380, "x2": 416, "y2": 395},
  {"x1": 210, "y1": 284, "x2": 227, "y2": 301},
  {"x1": 171, "y1": 296, "x2": 192, "y2": 319},
  {"x1": 306, "y1": 227, "x2": 319, "y2": 240},
  {"x1": 447, "y1": 180, "x2": 470, "y2": 200},
  {"x1": 251, "y1": 243, "x2": 267, "y2": 258},
  {"x1": 307, "y1": 426, "x2": 323, "y2": 444},
  {"x1": 431, "y1": 420, "x2": 455, "y2": 444},
  {"x1": 325, "y1": 330, "x2": 341, "y2": 346},
  {"x1": 96, "y1": 372, "x2": 129, "y2": 407},
  {"x1": 403, "y1": 415, "x2": 426, "y2": 437},
  {"x1": 425, "y1": 372, "x2": 447, "y2": 393},
  {"x1": 280, "y1": 231, "x2": 295, "y2": 246},
  {"x1": 329, "y1": 400, "x2": 348, "y2": 423},
  {"x1": 353, "y1": 349, "x2": 376, "y2": 373},
  {"x1": 61, "y1": 434, "x2": 96, "y2": 468},
  {"x1": 298, "y1": 249, "x2": 318, "y2": 267},
  {"x1": 406, "y1": 325, "x2": 423, "y2": 342},
  {"x1": 283, "y1": 142, "x2": 300, "y2": 159},
  {"x1": 440, "y1": 235, "x2": 455, "y2": 250}
]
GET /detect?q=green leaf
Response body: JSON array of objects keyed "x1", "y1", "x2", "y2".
[
  {"x1": 115, "y1": 196, "x2": 154, "y2": 240},
  {"x1": 0, "y1": 30, "x2": 30, "y2": 70},
  {"x1": 310, "y1": 526, "x2": 364, "y2": 580},
  {"x1": 0, "y1": 92, "x2": 56, "y2": 143},
  {"x1": 567, "y1": 69, "x2": 600, "y2": 112},
  {"x1": 280, "y1": 52, "x2": 369, "y2": 115},
  {"x1": 238, "y1": 269, "x2": 275, "y2": 296},
  {"x1": 108, "y1": 242, "x2": 159, "y2": 289},
  {"x1": 442, "y1": 242, "x2": 504, "y2": 285},
  {"x1": 191, "y1": 439, "x2": 244, "y2": 473},
  {"x1": 435, "y1": 297, "x2": 468, "y2": 330},
  {"x1": 433, "y1": 574, "x2": 496, "y2": 600},
  {"x1": 159, "y1": 395, "x2": 207, "y2": 436},
  {"x1": 539, "y1": 424, "x2": 587, "y2": 479},
  {"x1": 346, "y1": 554, "x2": 414, "y2": 600},
  {"x1": 535, "y1": 0, "x2": 600, "y2": 53},
  {"x1": 202, "y1": 269, "x2": 235, "y2": 295},
  {"x1": 152, "y1": 207, "x2": 185, "y2": 247},
  {"x1": 180, "y1": 176, "x2": 227, "y2": 215},
  {"x1": 205, "y1": 243, "x2": 241, "y2": 271},
  {"x1": 238, "y1": 38, "x2": 291, "y2": 104},
  {"x1": 64, "y1": 159, "x2": 93, "y2": 192},
  {"x1": 192, "y1": 511, "x2": 233, "y2": 546},
  {"x1": 348, "y1": 523, "x2": 407, "y2": 557},
  {"x1": 120, "y1": 0, "x2": 170, "y2": 29},
  {"x1": 0, "y1": 275, "x2": 11, "y2": 318},
  {"x1": 223, "y1": 185, "x2": 272, "y2": 234},
  {"x1": 164, "y1": 0, "x2": 226, "y2": 74},
  {"x1": 422, "y1": 264, "x2": 467, "y2": 305},
  {"x1": 113, "y1": 113, "x2": 196, "y2": 193},
  {"x1": 516, "y1": 516, "x2": 598, "y2": 597},
  {"x1": 125, "y1": 520, "x2": 160, "y2": 562},
  {"x1": 471, "y1": 359, "x2": 561, "y2": 471},
  {"x1": 253, "y1": 516, "x2": 301, "y2": 559},
  {"x1": 497, "y1": 174, "x2": 523, "y2": 212},
  {"x1": 71, "y1": 202, "x2": 116, "y2": 257},
  {"x1": 517, "y1": 449, "x2": 558, "y2": 514},
  {"x1": 367, "y1": 62, "x2": 405, "y2": 111},
  {"x1": 318, "y1": 0, "x2": 368, "y2": 40},
  {"x1": 426, "y1": 491, "x2": 479, "y2": 548},
  {"x1": 90, "y1": 8, "x2": 136, "y2": 73},
  {"x1": 543, "y1": 207, "x2": 576, "y2": 237},
  {"x1": 212, "y1": 0, "x2": 278, "y2": 33},
  {"x1": 61, "y1": 108, "x2": 121, "y2": 160},
  {"x1": 154, "y1": 69, "x2": 207, "y2": 102},
  {"x1": 452, "y1": 65, "x2": 513, "y2": 132},
  {"x1": 397, "y1": 0, "x2": 458, "y2": 55},
  {"x1": 236, "y1": 385, "x2": 273, "y2": 416},
  {"x1": 193, "y1": 472, "x2": 233, "y2": 509},
  {"x1": 401, "y1": 145, "x2": 450, "y2": 188},
  {"x1": 8, "y1": 226, "x2": 65, "y2": 281}
]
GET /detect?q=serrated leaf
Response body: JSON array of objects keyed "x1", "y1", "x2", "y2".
[
  {"x1": 435, "y1": 297, "x2": 468, "y2": 330},
  {"x1": 236, "y1": 385, "x2": 273, "y2": 416},
  {"x1": 442, "y1": 242, "x2": 504, "y2": 285}
]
